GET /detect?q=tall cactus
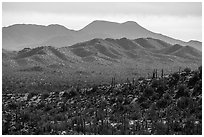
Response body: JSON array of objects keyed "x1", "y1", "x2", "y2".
[
  {"x1": 132, "y1": 78, "x2": 135, "y2": 85},
  {"x1": 179, "y1": 67, "x2": 181, "y2": 74},
  {"x1": 161, "y1": 69, "x2": 164, "y2": 78},
  {"x1": 156, "y1": 69, "x2": 157, "y2": 78},
  {"x1": 111, "y1": 77, "x2": 115, "y2": 86},
  {"x1": 153, "y1": 69, "x2": 155, "y2": 79}
]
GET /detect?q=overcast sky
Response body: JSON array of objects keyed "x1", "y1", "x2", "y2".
[{"x1": 2, "y1": 2, "x2": 202, "y2": 42}]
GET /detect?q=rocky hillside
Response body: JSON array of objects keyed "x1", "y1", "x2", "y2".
[{"x1": 2, "y1": 67, "x2": 202, "y2": 135}]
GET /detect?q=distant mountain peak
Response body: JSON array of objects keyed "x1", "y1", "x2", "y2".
[
  {"x1": 3, "y1": 20, "x2": 202, "y2": 51},
  {"x1": 47, "y1": 24, "x2": 69, "y2": 30},
  {"x1": 122, "y1": 21, "x2": 138, "y2": 25},
  {"x1": 88, "y1": 20, "x2": 140, "y2": 26},
  {"x1": 92, "y1": 20, "x2": 119, "y2": 24},
  {"x1": 188, "y1": 40, "x2": 201, "y2": 43}
]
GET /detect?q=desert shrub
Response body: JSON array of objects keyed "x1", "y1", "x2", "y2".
[
  {"x1": 2, "y1": 122, "x2": 10, "y2": 135},
  {"x1": 171, "y1": 121, "x2": 183, "y2": 133},
  {"x1": 155, "y1": 86, "x2": 165, "y2": 98},
  {"x1": 152, "y1": 79, "x2": 167, "y2": 96},
  {"x1": 44, "y1": 104, "x2": 52, "y2": 112},
  {"x1": 86, "y1": 85, "x2": 98, "y2": 95},
  {"x1": 177, "y1": 97, "x2": 192, "y2": 110},
  {"x1": 27, "y1": 91, "x2": 38, "y2": 100},
  {"x1": 140, "y1": 100, "x2": 151, "y2": 109},
  {"x1": 54, "y1": 113, "x2": 66, "y2": 121},
  {"x1": 8, "y1": 102, "x2": 18, "y2": 110},
  {"x1": 151, "y1": 92, "x2": 160, "y2": 101},
  {"x1": 153, "y1": 121, "x2": 168, "y2": 135},
  {"x1": 129, "y1": 111, "x2": 142, "y2": 120},
  {"x1": 156, "y1": 99, "x2": 168, "y2": 109},
  {"x1": 175, "y1": 84, "x2": 189, "y2": 99},
  {"x1": 192, "y1": 82, "x2": 202, "y2": 96},
  {"x1": 184, "y1": 67, "x2": 191, "y2": 75},
  {"x1": 198, "y1": 66, "x2": 202, "y2": 78},
  {"x1": 151, "y1": 79, "x2": 159, "y2": 88},
  {"x1": 20, "y1": 110, "x2": 30, "y2": 123},
  {"x1": 146, "y1": 103, "x2": 158, "y2": 120},
  {"x1": 137, "y1": 96, "x2": 146, "y2": 104},
  {"x1": 138, "y1": 77, "x2": 145, "y2": 81},
  {"x1": 41, "y1": 92, "x2": 50, "y2": 100},
  {"x1": 91, "y1": 85, "x2": 98, "y2": 93},
  {"x1": 170, "y1": 72, "x2": 180, "y2": 86},
  {"x1": 62, "y1": 88, "x2": 78, "y2": 99},
  {"x1": 183, "y1": 119, "x2": 197, "y2": 135},
  {"x1": 188, "y1": 72, "x2": 199, "y2": 87},
  {"x1": 36, "y1": 102, "x2": 46, "y2": 109},
  {"x1": 143, "y1": 86, "x2": 154, "y2": 98},
  {"x1": 163, "y1": 92, "x2": 171, "y2": 101}
]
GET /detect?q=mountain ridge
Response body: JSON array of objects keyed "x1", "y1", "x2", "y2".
[
  {"x1": 2, "y1": 20, "x2": 202, "y2": 51},
  {"x1": 3, "y1": 37, "x2": 201, "y2": 64},
  {"x1": 3, "y1": 37, "x2": 201, "y2": 84}
]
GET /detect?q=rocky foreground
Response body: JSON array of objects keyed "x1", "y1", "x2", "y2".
[{"x1": 2, "y1": 67, "x2": 202, "y2": 135}]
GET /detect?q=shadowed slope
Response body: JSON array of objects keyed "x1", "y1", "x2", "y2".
[
  {"x1": 172, "y1": 46, "x2": 202, "y2": 59},
  {"x1": 158, "y1": 44, "x2": 183, "y2": 54}
]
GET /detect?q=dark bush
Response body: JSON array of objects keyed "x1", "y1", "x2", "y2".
[
  {"x1": 183, "y1": 119, "x2": 197, "y2": 135},
  {"x1": 54, "y1": 113, "x2": 66, "y2": 121},
  {"x1": 36, "y1": 102, "x2": 46, "y2": 109},
  {"x1": 184, "y1": 67, "x2": 191, "y2": 75},
  {"x1": 137, "y1": 96, "x2": 146, "y2": 104},
  {"x1": 129, "y1": 111, "x2": 141, "y2": 120},
  {"x1": 171, "y1": 121, "x2": 183, "y2": 132},
  {"x1": 155, "y1": 86, "x2": 165, "y2": 97},
  {"x1": 154, "y1": 121, "x2": 168, "y2": 135},
  {"x1": 8, "y1": 102, "x2": 18, "y2": 110},
  {"x1": 140, "y1": 100, "x2": 151, "y2": 109},
  {"x1": 41, "y1": 92, "x2": 50, "y2": 100},
  {"x1": 156, "y1": 99, "x2": 168, "y2": 109},
  {"x1": 143, "y1": 86, "x2": 154, "y2": 98},
  {"x1": 138, "y1": 77, "x2": 145, "y2": 81},
  {"x1": 27, "y1": 91, "x2": 38, "y2": 100},
  {"x1": 192, "y1": 82, "x2": 202, "y2": 96},
  {"x1": 62, "y1": 88, "x2": 78, "y2": 99},
  {"x1": 175, "y1": 85, "x2": 189, "y2": 99},
  {"x1": 170, "y1": 72, "x2": 180, "y2": 85},
  {"x1": 198, "y1": 66, "x2": 202, "y2": 78},
  {"x1": 188, "y1": 72, "x2": 199, "y2": 87},
  {"x1": 44, "y1": 104, "x2": 52, "y2": 112},
  {"x1": 151, "y1": 79, "x2": 160, "y2": 88},
  {"x1": 177, "y1": 97, "x2": 192, "y2": 110},
  {"x1": 20, "y1": 110, "x2": 30, "y2": 122},
  {"x1": 151, "y1": 92, "x2": 160, "y2": 101}
]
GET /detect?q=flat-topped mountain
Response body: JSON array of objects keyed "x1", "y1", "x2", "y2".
[{"x1": 3, "y1": 20, "x2": 202, "y2": 51}]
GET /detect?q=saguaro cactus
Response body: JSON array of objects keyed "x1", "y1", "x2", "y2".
[
  {"x1": 156, "y1": 69, "x2": 158, "y2": 78},
  {"x1": 153, "y1": 69, "x2": 155, "y2": 79},
  {"x1": 111, "y1": 77, "x2": 115, "y2": 86},
  {"x1": 161, "y1": 69, "x2": 164, "y2": 78}
]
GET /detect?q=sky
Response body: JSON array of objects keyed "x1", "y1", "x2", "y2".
[{"x1": 2, "y1": 2, "x2": 202, "y2": 42}]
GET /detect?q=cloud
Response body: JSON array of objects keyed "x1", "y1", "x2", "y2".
[{"x1": 3, "y1": 2, "x2": 202, "y2": 17}]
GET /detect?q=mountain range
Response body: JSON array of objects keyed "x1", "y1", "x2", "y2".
[
  {"x1": 3, "y1": 37, "x2": 202, "y2": 84},
  {"x1": 3, "y1": 20, "x2": 202, "y2": 51},
  {"x1": 2, "y1": 20, "x2": 202, "y2": 84}
]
